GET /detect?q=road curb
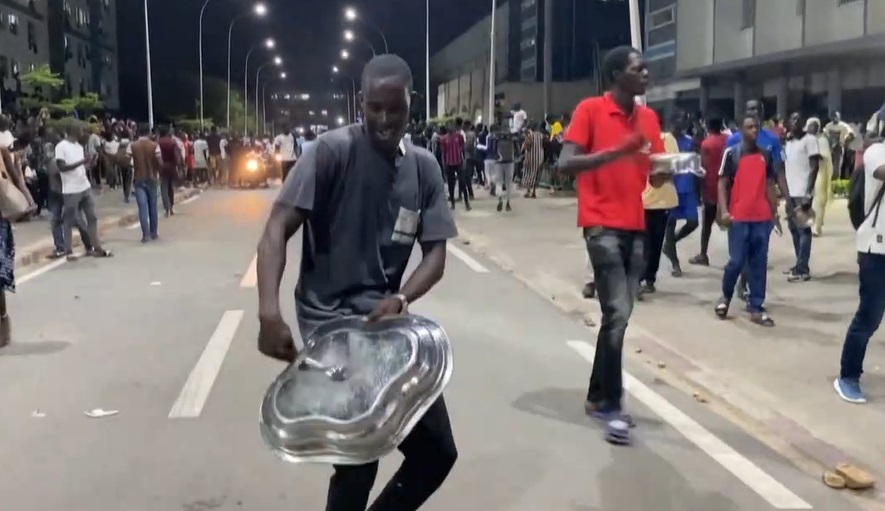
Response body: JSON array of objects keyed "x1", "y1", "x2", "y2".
[
  {"x1": 454, "y1": 225, "x2": 885, "y2": 506},
  {"x1": 15, "y1": 188, "x2": 202, "y2": 270}
]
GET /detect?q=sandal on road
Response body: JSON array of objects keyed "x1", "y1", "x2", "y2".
[
  {"x1": 714, "y1": 298, "x2": 729, "y2": 320},
  {"x1": 749, "y1": 311, "x2": 775, "y2": 327}
]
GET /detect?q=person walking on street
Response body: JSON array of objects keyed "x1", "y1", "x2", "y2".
[
  {"x1": 54, "y1": 125, "x2": 112, "y2": 261},
  {"x1": 834, "y1": 124, "x2": 885, "y2": 404},
  {"x1": 43, "y1": 128, "x2": 93, "y2": 259},
  {"x1": 157, "y1": 126, "x2": 181, "y2": 216},
  {"x1": 273, "y1": 124, "x2": 297, "y2": 182},
  {"x1": 807, "y1": 117, "x2": 834, "y2": 237},
  {"x1": 439, "y1": 126, "x2": 470, "y2": 211},
  {"x1": 690, "y1": 118, "x2": 729, "y2": 266},
  {"x1": 206, "y1": 126, "x2": 223, "y2": 186},
  {"x1": 521, "y1": 121, "x2": 545, "y2": 198},
  {"x1": 557, "y1": 45, "x2": 668, "y2": 445},
  {"x1": 256, "y1": 54, "x2": 458, "y2": 511},
  {"x1": 128, "y1": 124, "x2": 161, "y2": 242},
  {"x1": 0, "y1": 145, "x2": 37, "y2": 348},
  {"x1": 193, "y1": 132, "x2": 209, "y2": 185},
  {"x1": 784, "y1": 111, "x2": 821, "y2": 282}
]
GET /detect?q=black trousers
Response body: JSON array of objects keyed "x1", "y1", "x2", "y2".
[
  {"x1": 642, "y1": 209, "x2": 669, "y2": 285},
  {"x1": 325, "y1": 397, "x2": 457, "y2": 511},
  {"x1": 445, "y1": 165, "x2": 470, "y2": 206}
]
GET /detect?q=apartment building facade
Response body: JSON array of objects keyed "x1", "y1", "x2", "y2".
[
  {"x1": 0, "y1": 0, "x2": 118, "y2": 111},
  {"x1": 647, "y1": 0, "x2": 885, "y2": 122}
]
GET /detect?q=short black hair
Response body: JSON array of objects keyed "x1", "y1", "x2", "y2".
[
  {"x1": 706, "y1": 117, "x2": 724, "y2": 132},
  {"x1": 602, "y1": 45, "x2": 640, "y2": 86},
  {"x1": 361, "y1": 54, "x2": 412, "y2": 91},
  {"x1": 137, "y1": 123, "x2": 151, "y2": 136}
]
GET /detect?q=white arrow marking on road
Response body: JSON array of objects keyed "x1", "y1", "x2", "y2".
[
  {"x1": 169, "y1": 310, "x2": 244, "y2": 419},
  {"x1": 566, "y1": 340, "x2": 812, "y2": 510},
  {"x1": 240, "y1": 254, "x2": 258, "y2": 288},
  {"x1": 446, "y1": 244, "x2": 489, "y2": 273}
]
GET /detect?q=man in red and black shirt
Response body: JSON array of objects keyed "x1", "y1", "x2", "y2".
[
  {"x1": 557, "y1": 46, "x2": 668, "y2": 445},
  {"x1": 715, "y1": 114, "x2": 778, "y2": 327},
  {"x1": 438, "y1": 126, "x2": 470, "y2": 211}
]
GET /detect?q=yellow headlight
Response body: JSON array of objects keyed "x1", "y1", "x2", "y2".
[
  {"x1": 246, "y1": 159, "x2": 258, "y2": 172},
  {"x1": 274, "y1": 154, "x2": 282, "y2": 162}
]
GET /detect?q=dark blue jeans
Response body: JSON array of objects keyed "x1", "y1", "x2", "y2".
[
  {"x1": 722, "y1": 221, "x2": 771, "y2": 313},
  {"x1": 134, "y1": 180, "x2": 159, "y2": 240},
  {"x1": 584, "y1": 227, "x2": 645, "y2": 411},
  {"x1": 787, "y1": 198, "x2": 812, "y2": 274},
  {"x1": 840, "y1": 253, "x2": 885, "y2": 380}
]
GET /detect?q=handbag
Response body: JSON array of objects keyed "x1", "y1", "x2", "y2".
[{"x1": 0, "y1": 150, "x2": 31, "y2": 221}]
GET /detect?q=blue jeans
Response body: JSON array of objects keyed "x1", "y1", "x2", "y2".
[
  {"x1": 787, "y1": 198, "x2": 812, "y2": 274},
  {"x1": 134, "y1": 180, "x2": 159, "y2": 240},
  {"x1": 840, "y1": 253, "x2": 885, "y2": 379},
  {"x1": 722, "y1": 221, "x2": 771, "y2": 313},
  {"x1": 584, "y1": 227, "x2": 645, "y2": 411}
]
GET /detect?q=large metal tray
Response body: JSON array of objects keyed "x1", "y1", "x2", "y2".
[{"x1": 259, "y1": 314, "x2": 453, "y2": 465}]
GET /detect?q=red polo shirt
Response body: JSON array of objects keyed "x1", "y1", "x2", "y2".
[{"x1": 564, "y1": 93, "x2": 664, "y2": 231}]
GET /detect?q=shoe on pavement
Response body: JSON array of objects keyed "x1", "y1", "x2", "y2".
[{"x1": 834, "y1": 377, "x2": 867, "y2": 404}]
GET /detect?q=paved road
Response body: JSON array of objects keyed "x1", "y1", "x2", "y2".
[{"x1": 0, "y1": 189, "x2": 868, "y2": 511}]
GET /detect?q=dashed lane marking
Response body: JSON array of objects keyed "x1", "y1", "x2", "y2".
[{"x1": 446, "y1": 244, "x2": 489, "y2": 273}]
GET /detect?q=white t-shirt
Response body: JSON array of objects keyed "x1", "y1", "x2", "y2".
[
  {"x1": 54, "y1": 139, "x2": 92, "y2": 194},
  {"x1": 273, "y1": 133, "x2": 296, "y2": 161},
  {"x1": 0, "y1": 130, "x2": 13, "y2": 150},
  {"x1": 857, "y1": 143, "x2": 885, "y2": 255},
  {"x1": 220, "y1": 139, "x2": 228, "y2": 159},
  {"x1": 785, "y1": 133, "x2": 821, "y2": 198},
  {"x1": 104, "y1": 139, "x2": 120, "y2": 155},
  {"x1": 511, "y1": 109, "x2": 527, "y2": 133},
  {"x1": 193, "y1": 138, "x2": 209, "y2": 168}
]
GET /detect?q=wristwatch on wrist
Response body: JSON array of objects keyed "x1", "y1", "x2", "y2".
[{"x1": 394, "y1": 293, "x2": 409, "y2": 313}]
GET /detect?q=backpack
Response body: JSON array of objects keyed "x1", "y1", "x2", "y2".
[{"x1": 848, "y1": 164, "x2": 885, "y2": 230}]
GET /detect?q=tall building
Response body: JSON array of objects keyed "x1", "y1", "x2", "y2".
[
  {"x1": 646, "y1": 0, "x2": 885, "y2": 121},
  {"x1": 0, "y1": 0, "x2": 118, "y2": 111}
]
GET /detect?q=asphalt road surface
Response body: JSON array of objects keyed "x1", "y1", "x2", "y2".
[{"x1": 0, "y1": 189, "x2": 869, "y2": 511}]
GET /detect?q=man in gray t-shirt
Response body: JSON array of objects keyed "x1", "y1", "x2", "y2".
[{"x1": 255, "y1": 54, "x2": 458, "y2": 511}]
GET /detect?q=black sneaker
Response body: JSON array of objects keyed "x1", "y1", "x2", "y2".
[
  {"x1": 496, "y1": 200, "x2": 503, "y2": 212},
  {"x1": 505, "y1": 202, "x2": 512, "y2": 212},
  {"x1": 787, "y1": 271, "x2": 810, "y2": 283},
  {"x1": 582, "y1": 282, "x2": 596, "y2": 299}
]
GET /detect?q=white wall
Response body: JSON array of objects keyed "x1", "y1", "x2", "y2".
[
  {"x1": 804, "y1": 0, "x2": 864, "y2": 46},
  {"x1": 675, "y1": 0, "x2": 713, "y2": 70},
  {"x1": 712, "y1": 0, "x2": 752, "y2": 63},
  {"x1": 754, "y1": 0, "x2": 802, "y2": 55}
]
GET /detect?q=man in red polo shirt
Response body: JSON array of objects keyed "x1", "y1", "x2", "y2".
[
  {"x1": 690, "y1": 117, "x2": 729, "y2": 266},
  {"x1": 557, "y1": 45, "x2": 666, "y2": 445},
  {"x1": 715, "y1": 114, "x2": 778, "y2": 327}
]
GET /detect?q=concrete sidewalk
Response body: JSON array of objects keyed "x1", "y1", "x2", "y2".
[
  {"x1": 13, "y1": 186, "x2": 201, "y2": 269},
  {"x1": 453, "y1": 190, "x2": 885, "y2": 500}
]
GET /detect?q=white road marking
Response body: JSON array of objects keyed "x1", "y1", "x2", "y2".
[
  {"x1": 168, "y1": 310, "x2": 244, "y2": 419},
  {"x1": 446, "y1": 244, "x2": 488, "y2": 273},
  {"x1": 240, "y1": 254, "x2": 258, "y2": 287},
  {"x1": 17, "y1": 258, "x2": 68, "y2": 285},
  {"x1": 566, "y1": 340, "x2": 812, "y2": 510},
  {"x1": 126, "y1": 222, "x2": 140, "y2": 230},
  {"x1": 149, "y1": 281, "x2": 161, "y2": 286}
]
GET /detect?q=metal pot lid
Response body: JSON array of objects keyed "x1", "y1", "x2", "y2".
[{"x1": 259, "y1": 314, "x2": 454, "y2": 465}]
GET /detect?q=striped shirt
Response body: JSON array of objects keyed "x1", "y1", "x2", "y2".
[{"x1": 440, "y1": 132, "x2": 464, "y2": 167}]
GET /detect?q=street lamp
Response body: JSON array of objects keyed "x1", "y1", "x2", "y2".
[
  {"x1": 332, "y1": 65, "x2": 339, "y2": 73},
  {"x1": 343, "y1": 29, "x2": 377, "y2": 57},
  {"x1": 336, "y1": 116, "x2": 345, "y2": 126},
  {"x1": 226, "y1": 2, "x2": 267, "y2": 128},
  {"x1": 261, "y1": 72, "x2": 285, "y2": 135},
  {"x1": 342, "y1": 6, "x2": 389, "y2": 53},
  {"x1": 256, "y1": 57, "x2": 282, "y2": 135},
  {"x1": 143, "y1": 0, "x2": 153, "y2": 127},
  {"x1": 341, "y1": 49, "x2": 350, "y2": 60},
  {"x1": 198, "y1": 0, "x2": 221, "y2": 128},
  {"x1": 243, "y1": 37, "x2": 275, "y2": 135}
]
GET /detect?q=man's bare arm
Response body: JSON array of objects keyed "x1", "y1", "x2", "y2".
[
  {"x1": 257, "y1": 204, "x2": 306, "y2": 320},
  {"x1": 398, "y1": 241, "x2": 447, "y2": 305}
]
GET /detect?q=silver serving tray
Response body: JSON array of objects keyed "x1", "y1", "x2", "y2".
[
  {"x1": 259, "y1": 314, "x2": 453, "y2": 465},
  {"x1": 650, "y1": 153, "x2": 705, "y2": 177}
]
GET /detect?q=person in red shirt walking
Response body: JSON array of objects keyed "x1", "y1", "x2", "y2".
[
  {"x1": 715, "y1": 114, "x2": 779, "y2": 327},
  {"x1": 690, "y1": 118, "x2": 729, "y2": 266},
  {"x1": 438, "y1": 126, "x2": 470, "y2": 211},
  {"x1": 557, "y1": 46, "x2": 668, "y2": 445}
]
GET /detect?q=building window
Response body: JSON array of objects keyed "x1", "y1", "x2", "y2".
[
  {"x1": 741, "y1": 0, "x2": 755, "y2": 29},
  {"x1": 648, "y1": 6, "x2": 675, "y2": 30},
  {"x1": 520, "y1": 36, "x2": 536, "y2": 50},
  {"x1": 0, "y1": 56, "x2": 7, "y2": 83},
  {"x1": 27, "y1": 21, "x2": 37, "y2": 54},
  {"x1": 796, "y1": 0, "x2": 805, "y2": 16},
  {"x1": 838, "y1": 0, "x2": 860, "y2": 5},
  {"x1": 8, "y1": 14, "x2": 18, "y2": 35}
]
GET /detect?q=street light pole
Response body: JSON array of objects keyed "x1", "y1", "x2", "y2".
[
  {"x1": 226, "y1": 13, "x2": 246, "y2": 129},
  {"x1": 261, "y1": 81, "x2": 268, "y2": 134},
  {"x1": 198, "y1": 0, "x2": 216, "y2": 128},
  {"x1": 487, "y1": 0, "x2": 496, "y2": 126},
  {"x1": 144, "y1": 0, "x2": 154, "y2": 128},
  {"x1": 243, "y1": 41, "x2": 273, "y2": 135},
  {"x1": 425, "y1": 0, "x2": 430, "y2": 119},
  {"x1": 628, "y1": 0, "x2": 645, "y2": 105},
  {"x1": 255, "y1": 60, "x2": 279, "y2": 135}
]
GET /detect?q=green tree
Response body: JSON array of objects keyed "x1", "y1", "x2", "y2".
[
  {"x1": 52, "y1": 92, "x2": 104, "y2": 116},
  {"x1": 18, "y1": 64, "x2": 64, "y2": 110}
]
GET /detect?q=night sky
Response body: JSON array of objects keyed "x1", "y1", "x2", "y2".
[{"x1": 118, "y1": 0, "x2": 494, "y2": 120}]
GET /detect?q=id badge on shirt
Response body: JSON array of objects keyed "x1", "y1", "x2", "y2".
[{"x1": 391, "y1": 207, "x2": 421, "y2": 244}]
